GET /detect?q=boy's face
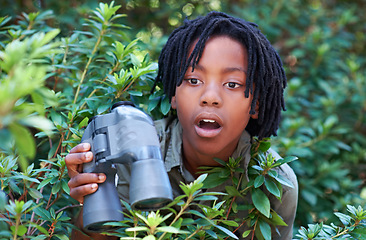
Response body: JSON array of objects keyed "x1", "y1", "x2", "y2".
[{"x1": 171, "y1": 36, "x2": 257, "y2": 162}]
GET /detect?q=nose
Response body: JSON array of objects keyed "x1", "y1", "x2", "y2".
[{"x1": 200, "y1": 83, "x2": 222, "y2": 107}]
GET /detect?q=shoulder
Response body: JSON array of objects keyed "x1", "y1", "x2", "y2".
[
  {"x1": 267, "y1": 149, "x2": 298, "y2": 239},
  {"x1": 268, "y1": 148, "x2": 298, "y2": 190},
  {"x1": 154, "y1": 117, "x2": 178, "y2": 139},
  {"x1": 267, "y1": 148, "x2": 298, "y2": 212},
  {"x1": 154, "y1": 117, "x2": 183, "y2": 171}
]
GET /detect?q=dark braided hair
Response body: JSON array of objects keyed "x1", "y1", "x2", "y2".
[{"x1": 154, "y1": 11, "x2": 287, "y2": 138}]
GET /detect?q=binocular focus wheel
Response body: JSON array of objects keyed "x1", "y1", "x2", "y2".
[{"x1": 112, "y1": 101, "x2": 135, "y2": 110}]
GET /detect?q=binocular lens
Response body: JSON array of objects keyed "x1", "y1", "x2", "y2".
[
  {"x1": 85, "y1": 222, "x2": 120, "y2": 232},
  {"x1": 133, "y1": 198, "x2": 171, "y2": 211}
]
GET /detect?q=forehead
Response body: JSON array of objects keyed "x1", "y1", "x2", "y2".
[{"x1": 187, "y1": 35, "x2": 248, "y2": 68}]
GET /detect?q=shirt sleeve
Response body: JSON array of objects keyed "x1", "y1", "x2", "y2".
[
  {"x1": 272, "y1": 163, "x2": 298, "y2": 240},
  {"x1": 267, "y1": 149, "x2": 299, "y2": 240}
]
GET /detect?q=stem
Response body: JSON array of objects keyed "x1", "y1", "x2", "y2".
[
  {"x1": 158, "y1": 195, "x2": 194, "y2": 240},
  {"x1": 251, "y1": 219, "x2": 258, "y2": 240},
  {"x1": 27, "y1": 187, "x2": 44, "y2": 235},
  {"x1": 73, "y1": 30, "x2": 105, "y2": 104},
  {"x1": 186, "y1": 226, "x2": 204, "y2": 240},
  {"x1": 226, "y1": 173, "x2": 244, "y2": 219},
  {"x1": 46, "y1": 192, "x2": 60, "y2": 210},
  {"x1": 79, "y1": 61, "x2": 120, "y2": 110},
  {"x1": 13, "y1": 214, "x2": 21, "y2": 240},
  {"x1": 29, "y1": 204, "x2": 81, "y2": 236},
  {"x1": 330, "y1": 222, "x2": 359, "y2": 239},
  {"x1": 115, "y1": 76, "x2": 136, "y2": 99},
  {"x1": 226, "y1": 196, "x2": 237, "y2": 219}
]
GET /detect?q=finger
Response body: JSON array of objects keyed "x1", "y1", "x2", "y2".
[
  {"x1": 65, "y1": 151, "x2": 93, "y2": 166},
  {"x1": 65, "y1": 152, "x2": 93, "y2": 178},
  {"x1": 68, "y1": 173, "x2": 106, "y2": 189},
  {"x1": 69, "y1": 143, "x2": 91, "y2": 154},
  {"x1": 69, "y1": 183, "x2": 99, "y2": 203}
]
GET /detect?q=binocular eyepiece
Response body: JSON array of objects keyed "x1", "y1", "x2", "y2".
[{"x1": 81, "y1": 101, "x2": 173, "y2": 232}]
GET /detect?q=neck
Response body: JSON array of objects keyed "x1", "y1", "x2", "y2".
[{"x1": 181, "y1": 139, "x2": 236, "y2": 178}]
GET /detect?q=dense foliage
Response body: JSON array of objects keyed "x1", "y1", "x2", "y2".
[{"x1": 0, "y1": 0, "x2": 365, "y2": 239}]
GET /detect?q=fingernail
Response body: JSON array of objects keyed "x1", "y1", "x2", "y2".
[
  {"x1": 82, "y1": 143, "x2": 90, "y2": 150},
  {"x1": 85, "y1": 152, "x2": 92, "y2": 159},
  {"x1": 98, "y1": 174, "x2": 105, "y2": 181},
  {"x1": 91, "y1": 183, "x2": 98, "y2": 190}
]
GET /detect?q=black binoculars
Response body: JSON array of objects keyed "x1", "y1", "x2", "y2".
[{"x1": 81, "y1": 101, "x2": 173, "y2": 232}]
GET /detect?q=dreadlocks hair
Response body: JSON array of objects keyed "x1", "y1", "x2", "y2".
[{"x1": 154, "y1": 11, "x2": 287, "y2": 139}]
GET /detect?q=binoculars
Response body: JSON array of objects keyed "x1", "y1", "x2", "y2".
[{"x1": 81, "y1": 101, "x2": 173, "y2": 232}]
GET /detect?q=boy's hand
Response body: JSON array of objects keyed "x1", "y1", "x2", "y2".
[{"x1": 65, "y1": 143, "x2": 106, "y2": 203}]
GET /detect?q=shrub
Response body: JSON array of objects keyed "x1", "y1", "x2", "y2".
[{"x1": 0, "y1": 1, "x2": 365, "y2": 239}]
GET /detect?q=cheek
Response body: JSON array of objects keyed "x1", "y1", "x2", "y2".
[{"x1": 230, "y1": 101, "x2": 252, "y2": 126}]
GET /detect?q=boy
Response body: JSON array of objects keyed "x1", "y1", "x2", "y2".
[{"x1": 66, "y1": 11, "x2": 298, "y2": 239}]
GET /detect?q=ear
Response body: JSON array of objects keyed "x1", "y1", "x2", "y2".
[
  {"x1": 250, "y1": 101, "x2": 259, "y2": 119},
  {"x1": 171, "y1": 96, "x2": 177, "y2": 109}
]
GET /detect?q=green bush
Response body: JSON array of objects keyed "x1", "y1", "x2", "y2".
[
  {"x1": 1, "y1": 1, "x2": 365, "y2": 239},
  {"x1": 0, "y1": 2, "x2": 162, "y2": 238}
]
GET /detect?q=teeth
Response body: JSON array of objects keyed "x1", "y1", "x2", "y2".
[{"x1": 202, "y1": 119, "x2": 215, "y2": 123}]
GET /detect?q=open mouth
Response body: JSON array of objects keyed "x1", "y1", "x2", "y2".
[{"x1": 198, "y1": 119, "x2": 221, "y2": 130}]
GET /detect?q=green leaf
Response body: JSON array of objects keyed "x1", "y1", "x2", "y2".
[
  {"x1": 270, "y1": 211, "x2": 288, "y2": 226},
  {"x1": 9, "y1": 122, "x2": 36, "y2": 159},
  {"x1": 258, "y1": 220, "x2": 271, "y2": 240},
  {"x1": 97, "y1": 104, "x2": 110, "y2": 114},
  {"x1": 205, "y1": 229, "x2": 218, "y2": 239},
  {"x1": 273, "y1": 173, "x2": 294, "y2": 188},
  {"x1": 264, "y1": 178, "x2": 281, "y2": 198},
  {"x1": 272, "y1": 156, "x2": 298, "y2": 168},
  {"x1": 242, "y1": 230, "x2": 251, "y2": 238},
  {"x1": 33, "y1": 207, "x2": 51, "y2": 220},
  {"x1": 147, "y1": 97, "x2": 160, "y2": 112},
  {"x1": 37, "y1": 177, "x2": 53, "y2": 190},
  {"x1": 28, "y1": 188, "x2": 43, "y2": 199},
  {"x1": 203, "y1": 172, "x2": 227, "y2": 189},
  {"x1": 160, "y1": 96, "x2": 171, "y2": 115},
  {"x1": 251, "y1": 188, "x2": 270, "y2": 218},
  {"x1": 214, "y1": 225, "x2": 238, "y2": 239},
  {"x1": 258, "y1": 140, "x2": 271, "y2": 152},
  {"x1": 225, "y1": 186, "x2": 242, "y2": 197},
  {"x1": 52, "y1": 234, "x2": 69, "y2": 240},
  {"x1": 254, "y1": 175, "x2": 265, "y2": 188},
  {"x1": 188, "y1": 210, "x2": 209, "y2": 220},
  {"x1": 221, "y1": 220, "x2": 239, "y2": 227},
  {"x1": 126, "y1": 226, "x2": 149, "y2": 232},
  {"x1": 78, "y1": 117, "x2": 89, "y2": 128},
  {"x1": 27, "y1": 222, "x2": 50, "y2": 236},
  {"x1": 194, "y1": 195, "x2": 218, "y2": 201},
  {"x1": 142, "y1": 235, "x2": 156, "y2": 240},
  {"x1": 61, "y1": 180, "x2": 70, "y2": 195},
  {"x1": 39, "y1": 29, "x2": 61, "y2": 46},
  {"x1": 213, "y1": 157, "x2": 227, "y2": 166},
  {"x1": 11, "y1": 225, "x2": 27, "y2": 236},
  {"x1": 156, "y1": 226, "x2": 189, "y2": 234},
  {"x1": 0, "y1": 190, "x2": 7, "y2": 211},
  {"x1": 334, "y1": 212, "x2": 352, "y2": 226},
  {"x1": 128, "y1": 90, "x2": 143, "y2": 96},
  {"x1": 350, "y1": 226, "x2": 366, "y2": 240},
  {"x1": 51, "y1": 181, "x2": 61, "y2": 195}
]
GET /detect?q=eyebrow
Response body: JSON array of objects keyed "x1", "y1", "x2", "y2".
[
  {"x1": 222, "y1": 67, "x2": 247, "y2": 74},
  {"x1": 189, "y1": 64, "x2": 247, "y2": 74}
]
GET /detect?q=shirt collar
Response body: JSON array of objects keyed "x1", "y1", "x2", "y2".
[{"x1": 164, "y1": 119, "x2": 252, "y2": 181}]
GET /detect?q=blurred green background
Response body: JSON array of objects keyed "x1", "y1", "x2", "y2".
[{"x1": 1, "y1": 0, "x2": 365, "y2": 232}]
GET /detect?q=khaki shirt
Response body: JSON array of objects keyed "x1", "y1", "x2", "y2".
[{"x1": 117, "y1": 117, "x2": 298, "y2": 239}]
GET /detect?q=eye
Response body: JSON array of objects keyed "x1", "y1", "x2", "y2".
[
  {"x1": 186, "y1": 78, "x2": 202, "y2": 85},
  {"x1": 225, "y1": 82, "x2": 243, "y2": 89}
]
